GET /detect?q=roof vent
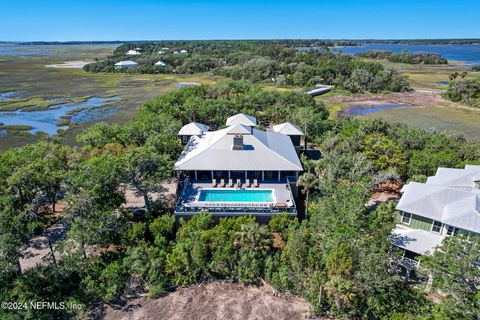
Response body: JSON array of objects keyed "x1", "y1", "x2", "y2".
[{"x1": 232, "y1": 135, "x2": 244, "y2": 150}]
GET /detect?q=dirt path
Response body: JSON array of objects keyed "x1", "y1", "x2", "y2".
[
  {"x1": 95, "y1": 282, "x2": 316, "y2": 320},
  {"x1": 45, "y1": 60, "x2": 91, "y2": 69},
  {"x1": 19, "y1": 219, "x2": 68, "y2": 271}
]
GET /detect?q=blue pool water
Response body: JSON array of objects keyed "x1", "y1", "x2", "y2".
[{"x1": 198, "y1": 189, "x2": 273, "y2": 202}]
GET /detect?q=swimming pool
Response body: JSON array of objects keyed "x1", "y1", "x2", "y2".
[{"x1": 198, "y1": 189, "x2": 273, "y2": 203}]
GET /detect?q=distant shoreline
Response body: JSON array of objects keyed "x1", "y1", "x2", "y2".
[{"x1": 1, "y1": 39, "x2": 480, "y2": 46}]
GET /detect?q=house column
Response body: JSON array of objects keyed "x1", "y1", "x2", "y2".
[
  {"x1": 295, "y1": 171, "x2": 299, "y2": 179},
  {"x1": 211, "y1": 170, "x2": 214, "y2": 180},
  {"x1": 228, "y1": 171, "x2": 231, "y2": 180},
  {"x1": 195, "y1": 170, "x2": 198, "y2": 181},
  {"x1": 278, "y1": 171, "x2": 281, "y2": 182},
  {"x1": 262, "y1": 171, "x2": 265, "y2": 181},
  {"x1": 245, "y1": 171, "x2": 247, "y2": 181}
]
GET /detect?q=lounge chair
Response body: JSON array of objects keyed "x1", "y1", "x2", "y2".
[
  {"x1": 253, "y1": 179, "x2": 259, "y2": 188},
  {"x1": 236, "y1": 179, "x2": 242, "y2": 188},
  {"x1": 245, "y1": 179, "x2": 251, "y2": 188},
  {"x1": 228, "y1": 179, "x2": 234, "y2": 187},
  {"x1": 212, "y1": 178, "x2": 217, "y2": 187},
  {"x1": 219, "y1": 179, "x2": 225, "y2": 187}
]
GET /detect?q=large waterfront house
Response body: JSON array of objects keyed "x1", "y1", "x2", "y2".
[
  {"x1": 393, "y1": 165, "x2": 480, "y2": 271},
  {"x1": 174, "y1": 113, "x2": 303, "y2": 218}
]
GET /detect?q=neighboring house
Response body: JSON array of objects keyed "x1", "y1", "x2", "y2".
[
  {"x1": 273, "y1": 122, "x2": 304, "y2": 154},
  {"x1": 178, "y1": 122, "x2": 209, "y2": 145},
  {"x1": 393, "y1": 165, "x2": 480, "y2": 272},
  {"x1": 114, "y1": 60, "x2": 138, "y2": 69},
  {"x1": 158, "y1": 50, "x2": 165, "y2": 54},
  {"x1": 154, "y1": 60, "x2": 167, "y2": 67},
  {"x1": 174, "y1": 51, "x2": 180, "y2": 55},
  {"x1": 180, "y1": 49, "x2": 189, "y2": 54},
  {"x1": 126, "y1": 49, "x2": 142, "y2": 55},
  {"x1": 174, "y1": 113, "x2": 303, "y2": 218}
]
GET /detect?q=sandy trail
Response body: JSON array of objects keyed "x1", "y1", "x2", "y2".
[
  {"x1": 325, "y1": 90, "x2": 450, "y2": 107},
  {"x1": 45, "y1": 60, "x2": 90, "y2": 69}
]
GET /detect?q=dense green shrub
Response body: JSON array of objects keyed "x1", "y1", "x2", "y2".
[{"x1": 357, "y1": 50, "x2": 448, "y2": 64}]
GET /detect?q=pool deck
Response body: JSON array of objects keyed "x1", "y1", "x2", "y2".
[{"x1": 175, "y1": 181, "x2": 297, "y2": 216}]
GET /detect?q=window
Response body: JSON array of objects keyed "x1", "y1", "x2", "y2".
[
  {"x1": 432, "y1": 221, "x2": 442, "y2": 233},
  {"x1": 182, "y1": 135, "x2": 189, "y2": 144},
  {"x1": 446, "y1": 226, "x2": 459, "y2": 236},
  {"x1": 401, "y1": 212, "x2": 412, "y2": 225}
]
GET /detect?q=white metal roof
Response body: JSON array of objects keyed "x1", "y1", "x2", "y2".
[
  {"x1": 396, "y1": 182, "x2": 480, "y2": 233},
  {"x1": 178, "y1": 122, "x2": 209, "y2": 136},
  {"x1": 273, "y1": 122, "x2": 304, "y2": 136},
  {"x1": 226, "y1": 113, "x2": 257, "y2": 127},
  {"x1": 126, "y1": 50, "x2": 141, "y2": 55},
  {"x1": 392, "y1": 226, "x2": 445, "y2": 255},
  {"x1": 174, "y1": 126, "x2": 303, "y2": 171},
  {"x1": 426, "y1": 165, "x2": 480, "y2": 189},
  {"x1": 226, "y1": 124, "x2": 252, "y2": 135},
  {"x1": 115, "y1": 60, "x2": 138, "y2": 66},
  {"x1": 180, "y1": 50, "x2": 188, "y2": 53},
  {"x1": 154, "y1": 60, "x2": 167, "y2": 66}
]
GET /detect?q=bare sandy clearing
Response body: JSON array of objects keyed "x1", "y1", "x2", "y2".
[
  {"x1": 45, "y1": 60, "x2": 90, "y2": 69},
  {"x1": 324, "y1": 90, "x2": 451, "y2": 108},
  {"x1": 95, "y1": 282, "x2": 316, "y2": 320}
]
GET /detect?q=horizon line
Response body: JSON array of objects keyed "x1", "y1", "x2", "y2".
[{"x1": 2, "y1": 38, "x2": 480, "y2": 43}]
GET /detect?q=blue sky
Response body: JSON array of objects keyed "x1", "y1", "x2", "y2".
[{"x1": 1, "y1": 0, "x2": 479, "y2": 41}]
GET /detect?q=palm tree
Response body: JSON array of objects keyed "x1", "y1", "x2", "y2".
[{"x1": 296, "y1": 172, "x2": 319, "y2": 218}]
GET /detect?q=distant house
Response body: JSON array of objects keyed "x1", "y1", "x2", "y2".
[
  {"x1": 174, "y1": 113, "x2": 303, "y2": 219},
  {"x1": 115, "y1": 60, "x2": 138, "y2": 69},
  {"x1": 178, "y1": 122, "x2": 209, "y2": 145},
  {"x1": 273, "y1": 122, "x2": 304, "y2": 154},
  {"x1": 174, "y1": 51, "x2": 180, "y2": 55},
  {"x1": 126, "y1": 49, "x2": 141, "y2": 55},
  {"x1": 180, "y1": 50, "x2": 189, "y2": 54},
  {"x1": 154, "y1": 60, "x2": 167, "y2": 67},
  {"x1": 161, "y1": 47, "x2": 169, "y2": 50},
  {"x1": 393, "y1": 165, "x2": 480, "y2": 274},
  {"x1": 158, "y1": 50, "x2": 165, "y2": 54}
]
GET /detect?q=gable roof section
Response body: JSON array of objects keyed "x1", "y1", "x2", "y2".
[
  {"x1": 397, "y1": 182, "x2": 480, "y2": 233},
  {"x1": 226, "y1": 124, "x2": 252, "y2": 135},
  {"x1": 426, "y1": 166, "x2": 480, "y2": 189},
  {"x1": 226, "y1": 113, "x2": 257, "y2": 127},
  {"x1": 273, "y1": 122, "x2": 304, "y2": 136},
  {"x1": 178, "y1": 122, "x2": 209, "y2": 136},
  {"x1": 174, "y1": 127, "x2": 302, "y2": 171}
]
